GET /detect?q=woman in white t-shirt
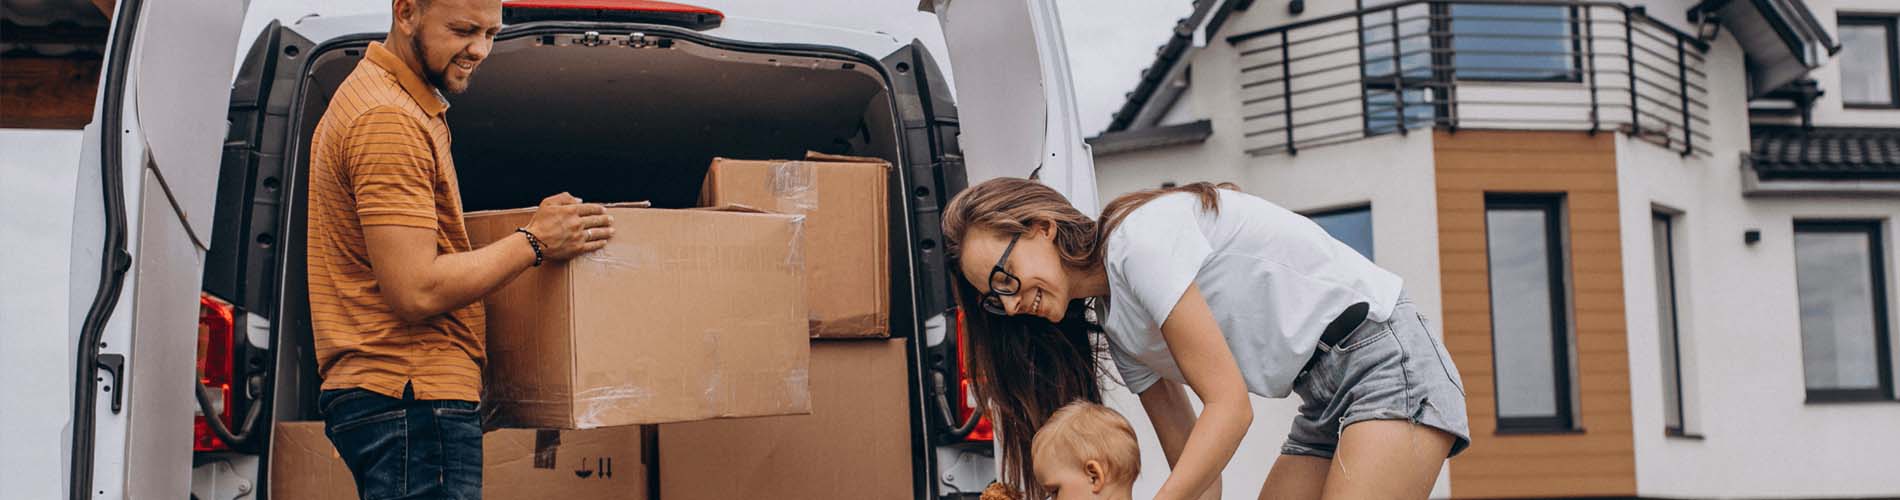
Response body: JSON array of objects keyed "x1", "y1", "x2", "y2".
[{"x1": 943, "y1": 178, "x2": 1469, "y2": 500}]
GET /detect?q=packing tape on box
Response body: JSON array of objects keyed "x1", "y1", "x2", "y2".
[
  {"x1": 560, "y1": 371, "x2": 811, "y2": 429},
  {"x1": 769, "y1": 161, "x2": 818, "y2": 213},
  {"x1": 787, "y1": 214, "x2": 807, "y2": 276},
  {"x1": 571, "y1": 385, "x2": 658, "y2": 429}
]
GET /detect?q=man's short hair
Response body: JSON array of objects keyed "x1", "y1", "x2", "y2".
[{"x1": 1031, "y1": 401, "x2": 1140, "y2": 484}]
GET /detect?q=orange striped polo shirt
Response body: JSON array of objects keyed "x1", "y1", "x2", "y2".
[{"x1": 306, "y1": 42, "x2": 485, "y2": 402}]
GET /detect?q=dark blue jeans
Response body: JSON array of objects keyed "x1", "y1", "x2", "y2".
[{"x1": 319, "y1": 383, "x2": 482, "y2": 500}]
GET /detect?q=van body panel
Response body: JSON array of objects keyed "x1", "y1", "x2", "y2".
[
  {"x1": 66, "y1": 0, "x2": 249, "y2": 498},
  {"x1": 922, "y1": 0, "x2": 1098, "y2": 214},
  {"x1": 122, "y1": 169, "x2": 209, "y2": 498}
]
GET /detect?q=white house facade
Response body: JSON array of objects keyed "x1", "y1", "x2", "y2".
[{"x1": 1089, "y1": 0, "x2": 1900, "y2": 498}]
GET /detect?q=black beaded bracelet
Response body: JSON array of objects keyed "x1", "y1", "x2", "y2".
[{"x1": 515, "y1": 227, "x2": 544, "y2": 267}]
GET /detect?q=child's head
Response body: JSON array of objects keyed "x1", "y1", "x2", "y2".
[{"x1": 1031, "y1": 401, "x2": 1140, "y2": 499}]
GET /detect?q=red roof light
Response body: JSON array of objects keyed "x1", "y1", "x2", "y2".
[{"x1": 503, "y1": 0, "x2": 723, "y2": 30}]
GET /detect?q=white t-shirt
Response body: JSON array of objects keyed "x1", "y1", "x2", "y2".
[{"x1": 1103, "y1": 190, "x2": 1403, "y2": 398}]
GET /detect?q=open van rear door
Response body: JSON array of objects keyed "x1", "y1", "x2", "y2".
[
  {"x1": 68, "y1": 0, "x2": 246, "y2": 498},
  {"x1": 918, "y1": 0, "x2": 1098, "y2": 215}
]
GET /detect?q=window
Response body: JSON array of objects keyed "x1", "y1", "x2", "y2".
[
  {"x1": 1450, "y1": 4, "x2": 1580, "y2": 81},
  {"x1": 1839, "y1": 16, "x2": 1899, "y2": 108},
  {"x1": 1486, "y1": 196, "x2": 1574, "y2": 431},
  {"x1": 1652, "y1": 212, "x2": 1689, "y2": 434},
  {"x1": 1794, "y1": 221, "x2": 1895, "y2": 402},
  {"x1": 1308, "y1": 206, "x2": 1375, "y2": 260}
]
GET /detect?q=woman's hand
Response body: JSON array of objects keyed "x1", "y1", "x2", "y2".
[{"x1": 1140, "y1": 284, "x2": 1252, "y2": 500}]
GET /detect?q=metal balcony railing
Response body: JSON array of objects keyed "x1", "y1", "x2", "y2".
[{"x1": 1226, "y1": 0, "x2": 1711, "y2": 157}]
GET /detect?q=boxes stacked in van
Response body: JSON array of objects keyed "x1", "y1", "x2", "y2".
[{"x1": 269, "y1": 153, "x2": 909, "y2": 499}]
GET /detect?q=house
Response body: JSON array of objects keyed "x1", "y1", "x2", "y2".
[{"x1": 1089, "y1": 0, "x2": 1900, "y2": 498}]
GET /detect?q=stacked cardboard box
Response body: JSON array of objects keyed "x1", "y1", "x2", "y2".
[
  {"x1": 660, "y1": 339, "x2": 914, "y2": 500},
  {"x1": 270, "y1": 422, "x2": 648, "y2": 499},
  {"x1": 701, "y1": 154, "x2": 891, "y2": 338}
]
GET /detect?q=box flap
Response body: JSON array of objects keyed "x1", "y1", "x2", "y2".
[
  {"x1": 690, "y1": 203, "x2": 769, "y2": 214},
  {"x1": 803, "y1": 151, "x2": 892, "y2": 167},
  {"x1": 466, "y1": 201, "x2": 652, "y2": 219}
]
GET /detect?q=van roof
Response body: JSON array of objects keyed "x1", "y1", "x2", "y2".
[{"x1": 282, "y1": 10, "x2": 908, "y2": 61}]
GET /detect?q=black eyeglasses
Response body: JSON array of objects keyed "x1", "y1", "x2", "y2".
[{"x1": 980, "y1": 233, "x2": 1024, "y2": 315}]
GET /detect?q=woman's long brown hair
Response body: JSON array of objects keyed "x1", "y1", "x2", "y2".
[{"x1": 942, "y1": 178, "x2": 1237, "y2": 497}]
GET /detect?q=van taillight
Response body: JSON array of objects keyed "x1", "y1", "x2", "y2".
[
  {"x1": 502, "y1": 0, "x2": 724, "y2": 29},
  {"x1": 954, "y1": 308, "x2": 994, "y2": 442},
  {"x1": 195, "y1": 294, "x2": 235, "y2": 452}
]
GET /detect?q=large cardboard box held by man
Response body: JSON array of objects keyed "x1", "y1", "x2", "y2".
[
  {"x1": 466, "y1": 205, "x2": 811, "y2": 429},
  {"x1": 269, "y1": 422, "x2": 647, "y2": 500},
  {"x1": 661, "y1": 339, "x2": 913, "y2": 500},
  {"x1": 701, "y1": 154, "x2": 889, "y2": 338}
]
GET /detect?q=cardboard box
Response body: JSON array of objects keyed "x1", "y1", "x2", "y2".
[
  {"x1": 269, "y1": 422, "x2": 648, "y2": 499},
  {"x1": 661, "y1": 339, "x2": 914, "y2": 500},
  {"x1": 483, "y1": 426, "x2": 649, "y2": 499},
  {"x1": 268, "y1": 422, "x2": 357, "y2": 500},
  {"x1": 701, "y1": 154, "x2": 890, "y2": 338},
  {"x1": 466, "y1": 205, "x2": 812, "y2": 429}
]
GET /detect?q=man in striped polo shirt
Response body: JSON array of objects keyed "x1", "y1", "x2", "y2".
[{"x1": 305, "y1": 0, "x2": 613, "y2": 497}]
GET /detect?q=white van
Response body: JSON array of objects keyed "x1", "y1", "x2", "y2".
[{"x1": 34, "y1": 0, "x2": 1099, "y2": 498}]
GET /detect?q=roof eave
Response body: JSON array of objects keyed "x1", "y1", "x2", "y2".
[{"x1": 1693, "y1": 0, "x2": 1837, "y2": 97}]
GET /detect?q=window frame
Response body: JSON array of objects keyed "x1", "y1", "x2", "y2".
[
  {"x1": 1793, "y1": 220, "x2": 1897, "y2": 403},
  {"x1": 1484, "y1": 194, "x2": 1577, "y2": 433},
  {"x1": 1839, "y1": 14, "x2": 1900, "y2": 109},
  {"x1": 1652, "y1": 211, "x2": 1692, "y2": 436}
]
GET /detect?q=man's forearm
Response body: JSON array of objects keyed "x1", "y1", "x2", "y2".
[{"x1": 393, "y1": 232, "x2": 536, "y2": 321}]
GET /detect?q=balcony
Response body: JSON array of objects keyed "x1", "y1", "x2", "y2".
[{"x1": 1226, "y1": 0, "x2": 1711, "y2": 157}]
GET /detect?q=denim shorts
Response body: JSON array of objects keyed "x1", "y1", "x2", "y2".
[
  {"x1": 319, "y1": 383, "x2": 483, "y2": 500},
  {"x1": 1283, "y1": 297, "x2": 1472, "y2": 458}
]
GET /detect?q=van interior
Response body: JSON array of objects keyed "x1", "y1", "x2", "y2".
[{"x1": 270, "y1": 31, "x2": 914, "y2": 421}]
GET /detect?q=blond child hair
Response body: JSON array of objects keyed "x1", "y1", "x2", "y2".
[{"x1": 1031, "y1": 401, "x2": 1140, "y2": 489}]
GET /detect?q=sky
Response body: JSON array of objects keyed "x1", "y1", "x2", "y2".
[
  {"x1": 1054, "y1": 0, "x2": 1196, "y2": 134},
  {"x1": 234, "y1": 0, "x2": 1193, "y2": 136}
]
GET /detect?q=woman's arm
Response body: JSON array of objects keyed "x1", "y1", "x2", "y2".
[
  {"x1": 1139, "y1": 380, "x2": 1224, "y2": 500},
  {"x1": 1142, "y1": 283, "x2": 1252, "y2": 500}
]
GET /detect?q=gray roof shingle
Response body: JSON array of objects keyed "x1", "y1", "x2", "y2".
[{"x1": 1750, "y1": 126, "x2": 1900, "y2": 180}]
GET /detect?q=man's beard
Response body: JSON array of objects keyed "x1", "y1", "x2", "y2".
[{"x1": 411, "y1": 36, "x2": 460, "y2": 94}]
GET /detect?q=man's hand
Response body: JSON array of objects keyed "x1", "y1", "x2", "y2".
[{"x1": 521, "y1": 192, "x2": 613, "y2": 260}]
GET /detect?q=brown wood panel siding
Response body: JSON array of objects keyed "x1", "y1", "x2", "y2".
[
  {"x1": 1434, "y1": 130, "x2": 1636, "y2": 498},
  {"x1": 1, "y1": 57, "x2": 102, "y2": 129}
]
